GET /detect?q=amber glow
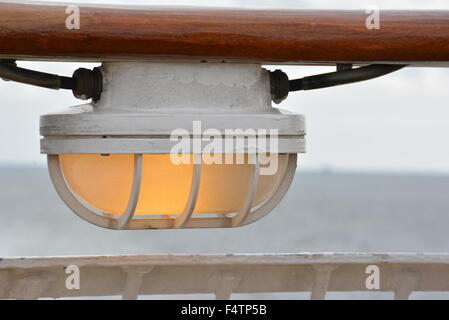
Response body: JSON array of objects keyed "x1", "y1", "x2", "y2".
[{"x1": 59, "y1": 154, "x2": 284, "y2": 215}]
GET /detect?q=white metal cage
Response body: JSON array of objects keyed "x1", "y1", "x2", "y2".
[{"x1": 47, "y1": 153, "x2": 297, "y2": 230}]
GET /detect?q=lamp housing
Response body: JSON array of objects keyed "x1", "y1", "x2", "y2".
[{"x1": 40, "y1": 62, "x2": 306, "y2": 229}]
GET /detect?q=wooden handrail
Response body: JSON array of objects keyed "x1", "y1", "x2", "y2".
[{"x1": 1, "y1": 1, "x2": 449, "y2": 64}]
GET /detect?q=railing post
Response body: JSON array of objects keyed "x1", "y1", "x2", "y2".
[
  {"x1": 394, "y1": 268, "x2": 420, "y2": 300},
  {"x1": 214, "y1": 271, "x2": 242, "y2": 300},
  {"x1": 310, "y1": 265, "x2": 339, "y2": 300},
  {"x1": 122, "y1": 266, "x2": 154, "y2": 300}
]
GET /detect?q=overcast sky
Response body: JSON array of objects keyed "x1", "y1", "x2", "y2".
[{"x1": 1, "y1": 0, "x2": 448, "y2": 174}]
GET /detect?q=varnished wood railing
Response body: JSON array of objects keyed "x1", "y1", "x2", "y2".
[{"x1": 0, "y1": 1, "x2": 448, "y2": 64}]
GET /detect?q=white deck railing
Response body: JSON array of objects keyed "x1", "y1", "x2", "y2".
[{"x1": 1, "y1": 253, "x2": 449, "y2": 300}]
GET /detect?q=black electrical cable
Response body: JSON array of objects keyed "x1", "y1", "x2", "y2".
[
  {"x1": 0, "y1": 60, "x2": 75, "y2": 90},
  {"x1": 1, "y1": 60, "x2": 405, "y2": 104},
  {"x1": 0, "y1": 60, "x2": 102, "y2": 101},
  {"x1": 289, "y1": 64, "x2": 406, "y2": 92}
]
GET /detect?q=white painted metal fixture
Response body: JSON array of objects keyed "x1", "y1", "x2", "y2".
[{"x1": 40, "y1": 62, "x2": 306, "y2": 230}]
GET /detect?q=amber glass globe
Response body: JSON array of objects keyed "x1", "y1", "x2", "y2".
[{"x1": 59, "y1": 154, "x2": 285, "y2": 216}]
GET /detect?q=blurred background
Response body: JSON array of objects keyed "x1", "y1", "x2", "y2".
[{"x1": 1, "y1": 0, "x2": 449, "y2": 299}]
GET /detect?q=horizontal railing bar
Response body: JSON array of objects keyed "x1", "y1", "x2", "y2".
[
  {"x1": 2, "y1": 253, "x2": 449, "y2": 268},
  {"x1": 2, "y1": 254, "x2": 449, "y2": 299},
  {"x1": 1, "y1": 2, "x2": 449, "y2": 63}
]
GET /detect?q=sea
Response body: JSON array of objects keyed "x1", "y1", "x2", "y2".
[{"x1": 2, "y1": 166, "x2": 449, "y2": 299}]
